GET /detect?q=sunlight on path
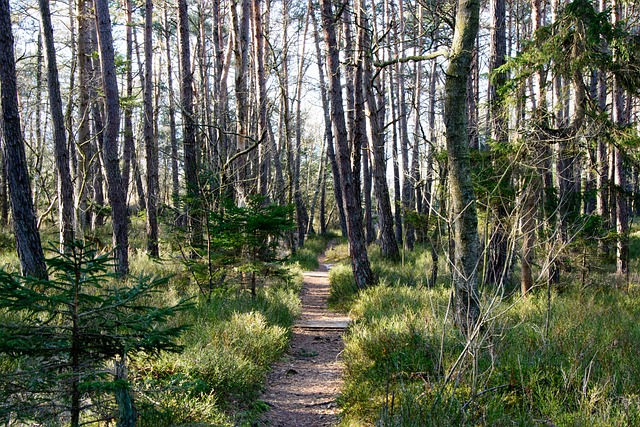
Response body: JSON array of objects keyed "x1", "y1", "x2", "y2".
[{"x1": 260, "y1": 262, "x2": 349, "y2": 426}]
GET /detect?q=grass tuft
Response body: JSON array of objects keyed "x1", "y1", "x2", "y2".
[{"x1": 335, "y1": 245, "x2": 640, "y2": 427}]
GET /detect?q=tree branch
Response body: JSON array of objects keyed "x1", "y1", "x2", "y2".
[{"x1": 374, "y1": 49, "x2": 448, "y2": 68}]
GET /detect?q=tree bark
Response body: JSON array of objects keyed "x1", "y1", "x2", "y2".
[
  {"x1": 612, "y1": 0, "x2": 628, "y2": 276},
  {"x1": 144, "y1": 0, "x2": 159, "y2": 257},
  {"x1": 311, "y1": 8, "x2": 347, "y2": 237},
  {"x1": 122, "y1": 0, "x2": 134, "y2": 210},
  {"x1": 253, "y1": 0, "x2": 269, "y2": 198},
  {"x1": 39, "y1": 0, "x2": 76, "y2": 250},
  {"x1": 94, "y1": 0, "x2": 129, "y2": 276},
  {"x1": 0, "y1": 148, "x2": 7, "y2": 226},
  {"x1": 231, "y1": 0, "x2": 251, "y2": 201},
  {"x1": 178, "y1": 0, "x2": 202, "y2": 251},
  {"x1": 320, "y1": 0, "x2": 374, "y2": 289},
  {"x1": 486, "y1": 0, "x2": 512, "y2": 287},
  {"x1": 0, "y1": 0, "x2": 48, "y2": 279},
  {"x1": 445, "y1": 0, "x2": 481, "y2": 333},
  {"x1": 164, "y1": 4, "x2": 180, "y2": 215},
  {"x1": 358, "y1": 0, "x2": 400, "y2": 261},
  {"x1": 76, "y1": 0, "x2": 92, "y2": 233},
  {"x1": 293, "y1": 1, "x2": 310, "y2": 245}
]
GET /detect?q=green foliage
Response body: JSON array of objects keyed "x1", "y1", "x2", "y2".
[
  {"x1": 133, "y1": 279, "x2": 300, "y2": 426},
  {"x1": 328, "y1": 263, "x2": 359, "y2": 310},
  {"x1": 180, "y1": 196, "x2": 295, "y2": 299},
  {"x1": 338, "y1": 272, "x2": 640, "y2": 426},
  {"x1": 0, "y1": 242, "x2": 191, "y2": 425},
  {"x1": 287, "y1": 233, "x2": 331, "y2": 270},
  {"x1": 496, "y1": 0, "x2": 640, "y2": 103}
]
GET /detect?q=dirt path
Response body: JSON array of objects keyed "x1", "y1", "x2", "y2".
[{"x1": 259, "y1": 259, "x2": 349, "y2": 427}]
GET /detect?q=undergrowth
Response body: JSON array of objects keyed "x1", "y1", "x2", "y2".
[
  {"x1": 331, "y1": 244, "x2": 640, "y2": 426},
  {"x1": 0, "y1": 224, "x2": 334, "y2": 426}
]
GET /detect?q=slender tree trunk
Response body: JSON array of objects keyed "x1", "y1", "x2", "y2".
[
  {"x1": 444, "y1": 0, "x2": 481, "y2": 333},
  {"x1": 320, "y1": 0, "x2": 374, "y2": 289},
  {"x1": 253, "y1": 0, "x2": 269, "y2": 198},
  {"x1": 311, "y1": 8, "x2": 347, "y2": 237},
  {"x1": 612, "y1": 0, "x2": 628, "y2": 276},
  {"x1": 358, "y1": 0, "x2": 400, "y2": 260},
  {"x1": 0, "y1": 0, "x2": 48, "y2": 279},
  {"x1": 144, "y1": 0, "x2": 159, "y2": 257},
  {"x1": 293, "y1": 1, "x2": 310, "y2": 245},
  {"x1": 94, "y1": 0, "x2": 129, "y2": 276},
  {"x1": 308, "y1": 138, "x2": 326, "y2": 235},
  {"x1": 487, "y1": 0, "x2": 512, "y2": 287},
  {"x1": 86, "y1": 1, "x2": 106, "y2": 229},
  {"x1": 363, "y1": 140, "x2": 375, "y2": 244},
  {"x1": 76, "y1": 0, "x2": 92, "y2": 234},
  {"x1": 179, "y1": 0, "x2": 202, "y2": 251},
  {"x1": 122, "y1": 0, "x2": 134, "y2": 210},
  {"x1": 164, "y1": 4, "x2": 180, "y2": 215},
  {"x1": 395, "y1": 0, "x2": 414, "y2": 249},
  {"x1": 411, "y1": 59, "x2": 422, "y2": 243},
  {"x1": 0, "y1": 149, "x2": 7, "y2": 226},
  {"x1": 389, "y1": 64, "x2": 403, "y2": 247},
  {"x1": 320, "y1": 163, "x2": 327, "y2": 234},
  {"x1": 231, "y1": 0, "x2": 251, "y2": 201},
  {"x1": 39, "y1": 0, "x2": 75, "y2": 249}
]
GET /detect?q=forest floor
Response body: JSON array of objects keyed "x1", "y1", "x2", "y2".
[{"x1": 259, "y1": 254, "x2": 349, "y2": 427}]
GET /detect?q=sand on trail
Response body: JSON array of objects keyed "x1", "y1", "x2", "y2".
[{"x1": 260, "y1": 259, "x2": 349, "y2": 427}]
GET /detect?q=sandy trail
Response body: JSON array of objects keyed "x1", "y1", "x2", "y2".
[{"x1": 260, "y1": 260, "x2": 349, "y2": 427}]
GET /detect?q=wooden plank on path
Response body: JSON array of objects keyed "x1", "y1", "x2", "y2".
[{"x1": 296, "y1": 320, "x2": 351, "y2": 330}]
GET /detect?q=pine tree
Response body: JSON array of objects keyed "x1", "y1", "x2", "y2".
[{"x1": 0, "y1": 242, "x2": 190, "y2": 426}]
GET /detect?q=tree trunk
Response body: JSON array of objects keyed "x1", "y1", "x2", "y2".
[
  {"x1": 311, "y1": 8, "x2": 347, "y2": 237},
  {"x1": 253, "y1": 0, "x2": 269, "y2": 198},
  {"x1": 144, "y1": 0, "x2": 159, "y2": 257},
  {"x1": 76, "y1": 0, "x2": 92, "y2": 234},
  {"x1": 293, "y1": 1, "x2": 310, "y2": 246},
  {"x1": 0, "y1": 149, "x2": 7, "y2": 226},
  {"x1": 231, "y1": 0, "x2": 251, "y2": 201},
  {"x1": 389, "y1": 65, "x2": 404, "y2": 247},
  {"x1": 486, "y1": 0, "x2": 512, "y2": 287},
  {"x1": 164, "y1": 4, "x2": 180, "y2": 215},
  {"x1": 122, "y1": 0, "x2": 134, "y2": 210},
  {"x1": 308, "y1": 138, "x2": 326, "y2": 235},
  {"x1": 358, "y1": 0, "x2": 400, "y2": 261},
  {"x1": 394, "y1": 0, "x2": 414, "y2": 249},
  {"x1": 0, "y1": 0, "x2": 48, "y2": 279},
  {"x1": 363, "y1": 140, "x2": 375, "y2": 244},
  {"x1": 612, "y1": 0, "x2": 628, "y2": 276},
  {"x1": 179, "y1": 0, "x2": 202, "y2": 251},
  {"x1": 39, "y1": 0, "x2": 75, "y2": 250},
  {"x1": 94, "y1": 0, "x2": 129, "y2": 276},
  {"x1": 445, "y1": 0, "x2": 481, "y2": 333},
  {"x1": 320, "y1": 0, "x2": 374, "y2": 289}
]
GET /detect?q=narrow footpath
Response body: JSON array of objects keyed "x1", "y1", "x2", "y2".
[{"x1": 260, "y1": 258, "x2": 349, "y2": 427}]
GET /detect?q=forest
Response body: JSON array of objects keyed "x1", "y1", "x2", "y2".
[{"x1": 0, "y1": 0, "x2": 639, "y2": 424}]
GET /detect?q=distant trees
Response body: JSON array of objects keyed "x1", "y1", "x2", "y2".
[{"x1": 1, "y1": 0, "x2": 639, "y2": 306}]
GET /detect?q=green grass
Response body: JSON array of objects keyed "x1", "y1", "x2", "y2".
[
  {"x1": 286, "y1": 234, "x2": 331, "y2": 271},
  {"x1": 128, "y1": 257, "x2": 301, "y2": 426},
  {"x1": 332, "y1": 245, "x2": 640, "y2": 427},
  {"x1": 0, "y1": 222, "x2": 315, "y2": 426}
]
